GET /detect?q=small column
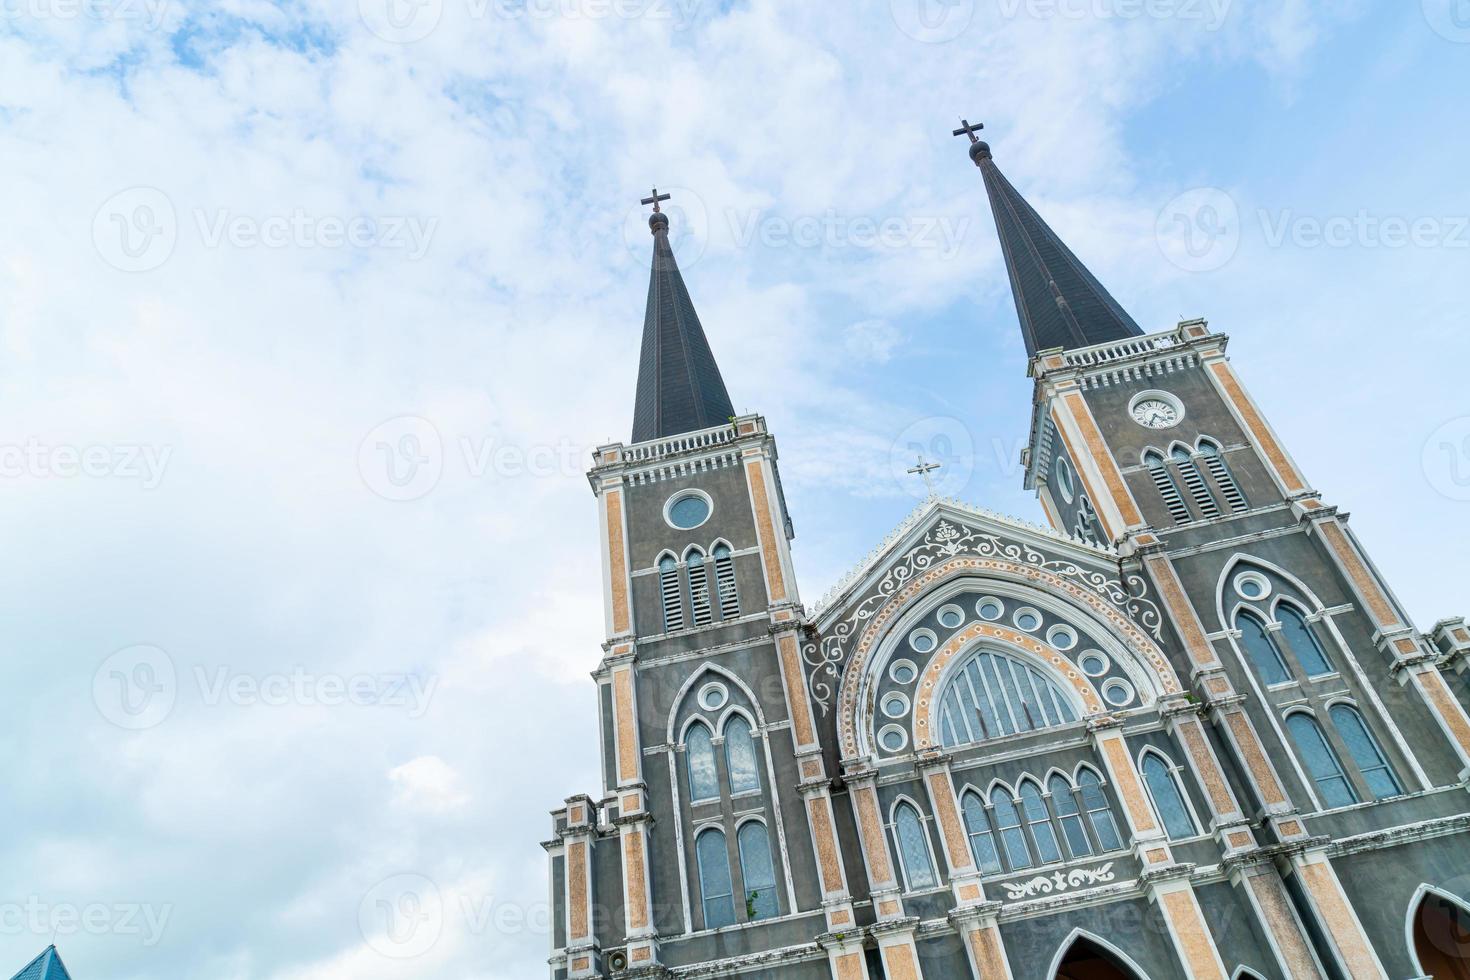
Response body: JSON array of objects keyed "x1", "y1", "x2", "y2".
[
  {"x1": 846, "y1": 762, "x2": 927, "y2": 977},
  {"x1": 1045, "y1": 380, "x2": 1148, "y2": 543},
  {"x1": 1287, "y1": 846, "x2": 1389, "y2": 979},
  {"x1": 604, "y1": 644, "x2": 661, "y2": 967},
  {"x1": 1227, "y1": 854, "x2": 1328, "y2": 980},
  {"x1": 562, "y1": 795, "x2": 602, "y2": 979}
]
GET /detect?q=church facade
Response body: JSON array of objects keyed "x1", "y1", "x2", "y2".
[{"x1": 542, "y1": 132, "x2": 1470, "y2": 979}]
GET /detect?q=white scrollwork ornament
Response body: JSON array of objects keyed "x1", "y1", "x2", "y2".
[{"x1": 999, "y1": 862, "x2": 1116, "y2": 900}]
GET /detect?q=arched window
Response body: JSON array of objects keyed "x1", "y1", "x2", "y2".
[
  {"x1": 1236, "y1": 610, "x2": 1291, "y2": 685},
  {"x1": 686, "y1": 723, "x2": 719, "y2": 802},
  {"x1": 1049, "y1": 774, "x2": 1092, "y2": 858},
  {"x1": 695, "y1": 828, "x2": 735, "y2": 929},
  {"x1": 723, "y1": 715, "x2": 760, "y2": 795},
  {"x1": 1285, "y1": 713, "x2": 1357, "y2": 808},
  {"x1": 1145, "y1": 449, "x2": 1190, "y2": 524},
  {"x1": 658, "y1": 555, "x2": 684, "y2": 631},
  {"x1": 936, "y1": 648, "x2": 1078, "y2": 748},
  {"x1": 960, "y1": 791, "x2": 1002, "y2": 873},
  {"x1": 1198, "y1": 439, "x2": 1247, "y2": 512},
  {"x1": 1017, "y1": 780, "x2": 1062, "y2": 864},
  {"x1": 1172, "y1": 444, "x2": 1220, "y2": 518},
  {"x1": 1141, "y1": 752, "x2": 1197, "y2": 840},
  {"x1": 736, "y1": 822, "x2": 779, "y2": 920},
  {"x1": 1277, "y1": 604, "x2": 1332, "y2": 677},
  {"x1": 894, "y1": 802, "x2": 937, "y2": 890},
  {"x1": 1329, "y1": 704, "x2": 1401, "y2": 800},
  {"x1": 990, "y1": 788, "x2": 1032, "y2": 870},
  {"x1": 686, "y1": 549, "x2": 713, "y2": 627},
  {"x1": 712, "y1": 543, "x2": 739, "y2": 618},
  {"x1": 1077, "y1": 768, "x2": 1123, "y2": 851}
]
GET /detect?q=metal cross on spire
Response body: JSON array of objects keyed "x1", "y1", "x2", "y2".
[
  {"x1": 906, "y1": 454, "x2": 942, "y2": 496},
  {"x1": 952, "y1": 118, "x2": 984, "y2": 143},
  {"x1": 641, "y1": 187, "x2": 672, "y2": 213}
]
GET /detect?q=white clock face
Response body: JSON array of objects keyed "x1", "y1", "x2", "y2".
[{"x1": 1132, "y1": 398, "x2": 1180, "y2": 429}]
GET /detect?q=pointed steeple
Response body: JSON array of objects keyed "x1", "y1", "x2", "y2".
[
  {"x1": 630, "y1": 190, "x2": 735, "y2": 443},
  {"x1": 9, "y1": 946, "x2": 74, "y2": 980},
  {"x1": 957, "y1": 122, "x2": 1143, "y2": 356}
]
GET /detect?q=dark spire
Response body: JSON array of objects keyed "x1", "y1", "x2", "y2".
[
  {"x1": 956, "y1": 122, "x2": 1144, "y2": 355},
  {"x1": 630, "y1": 189, "x2": 735, "y2": 443}
]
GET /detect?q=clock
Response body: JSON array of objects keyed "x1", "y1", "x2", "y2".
[{"x1": 1132, "y1": 398, "x2": 1180, "y2": 429}]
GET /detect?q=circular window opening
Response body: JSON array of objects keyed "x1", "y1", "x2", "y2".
[
  {"x1": 1234, "y1": 572, "x2": 1271, "y2": 601},
  {"x1": 1047, "y1": 625, "x2": 1078, "y2": 650},
  {"x1": 909, "y1": 629, "x2": 938, "y2": 654},
  {"x1": 666, "y1": 491, "x2": 712, "y2": 530},
  {"x1": 1102, "y1": 678, "x2": 1135, "y2": 707},
  {"x1": 698, "y1": 682, "x2": 728, "y2": 711},
  {"x1": 1014, "y1": 608, "x2": 1043, "y2": 633},
  {"x1": 889, "y1": 659, "x2": 918, "y2": 685},
  {"x1": 937, "y1": 604, "x2": 965, "y2": 629},
  {"x1": 976, "y1": 598, "x2": 1004, "y2": 621},
  {"x1": 882, "y1": 693, "x2": 911, "y2": 718},
  {"x1": 1056, "y1": 457, "x2": 1076, "y2": 503},
  {"x1": 878, "y1": 724, "x2": 909, "y2": 753},
  {"x1": 1078, "y1": 651, "x2": 1110, "y2": 677}
]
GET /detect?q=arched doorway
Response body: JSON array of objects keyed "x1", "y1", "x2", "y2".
[
  {"x1": 1055, "y1": 936, "x2": 1144, "y2": 980},
  {"x1": 1412, "y1": 888, "x2": 1470, "y2": 979}
]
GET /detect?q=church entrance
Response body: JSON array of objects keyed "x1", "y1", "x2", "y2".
[
  {"x1": 1413, "y1": 889, "x2": 1470, "y2": 979},
  {"x1": 1054, "y1": 937, "x2": 1144, "y2": 980}
]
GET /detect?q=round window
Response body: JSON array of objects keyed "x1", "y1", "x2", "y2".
[
  {"x1": 1056, "y1": 457, "x2": 1075, "y2": 503},
  {"x1": 1014, "y1": 608, "x2": 1042, "y2": 632},
  {"x1": 889, "y1": 659, "x2": 918, "y2": 685},
  {"x1": 1102, "y1": 679, "x2": 1135, "y2": 707},
  {"x1": 698, "y1": 682, "x2": 728, "y2": 711},
  {"x1": 1234, "y1": 572, "x2": 1271, "y2": 601},
  {"x1": 878, "y1": 724, "x2": 908, "y2": 753},
  {"x1": 666, "y1": 492, "x2": 712, "y2": 530},
  {"x1": 1078, "y1": 651, "x2": 1110, "y2": 677},
  {"x1": 937, "y1": 604, "x2": 965, "y2": 629},
  {"x1": 882, "y1": 693, "x2": 910, "y2": 719},
  {"x1": 1047, "y1": 625, "x2": 1078, "y2": 650},
  {"x1": 909, "y1": 629, "x2": 938, "y2": 654},
  {"x1": 976, "y1": 598, "x2": 1004, "y2": 621}
]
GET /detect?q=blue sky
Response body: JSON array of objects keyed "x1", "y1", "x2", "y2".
[{"x1": 1, "y1": 1, "x2": 1468, "y2": 977}]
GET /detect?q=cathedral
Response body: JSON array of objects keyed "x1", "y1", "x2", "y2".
[{"x1": 541, "y1": 128, "x2": 1470, "y2": 979}]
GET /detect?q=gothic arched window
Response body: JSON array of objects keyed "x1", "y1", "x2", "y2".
[
  {"x1": 659, "y1": 555, "x2": 684, "y2": 631},
  {"x1": 1144, "y1": 449, "x2": 1190, "y2": 524},
  {"x1": 894, "y1": 802, "x2": 937, "y2": 890},
  {"x1": 1236, "y1": 610, "x2": 1291, "y2": 685},
  {"x1": 1277, "y1": 604, "x2": 1332, "y2": 677},
  {"x1": 960, "y1": 791, "x2": 1002, "y2": 873},
  {"x1": 990, "y1": 788, "x2": 1032, "y2": 870},
  {"x1": 723, "y1": 715, "x2": 760, "y2": 795},
  {"x1": 1285, "y1": 713, "x2": 1357, "y2": 808},
  {"x1": 1141, "y1": 752, "x2": 1197, "y2": 840},
  {"x1": 712, "y1": 543, "x2": 739, "y2": 618},
  {"x1": 1049, "y1": 774, "x2": 1092, "y2": 858},
  {"x1": 936, "y1": 648, "x2": 1078, "y2": 748},
  {"x1": 686, "y1": 723, "x2": 719, "y2": 802},
  {"x1": 1172, "y1": 444, "x2": 1220, "y2": 518},
  {"x1": 1329, "y1": 704, "x2": 1401, "y2": 800},
  {"x1": 686, "y1": 549, "x2": 713, "y2": 627},
  {"x1": 1197, "y1": 439, "x2": 1247, "y2": 512},
  {"x1": 695, "y1": 828, "x2": 735, "y2": 929},
  {"x1": 736, "y1": 821, "x2": 779, "y2": 920},
  {"x1": 1017, "y1": 779, "x2": 1062, "y2": 864},
  {"x1": 1077, "y1": 768, "x2": 1123, "y2": 851}
]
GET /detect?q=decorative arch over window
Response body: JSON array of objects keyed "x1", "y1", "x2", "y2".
[
  {"x1": 736, "y1": 821, "x2": 778, "y2": 920},
  {"x1": 695, "y1": 827, "x2": 735, "y2": 929},
  {"x1": 1235, "y1": 610, "x2": 1291, "y2": 685},
  {"x1": 723, "y1": 714, "x2": 760, "y2": 795},
  {"x1": 1144, "y1": 449, "x2": 1190, "y2": 524},
  {"x1": 893, "y1": 801, "x2": 937, "y2": 890},
  {"x1": 711, "y1": 542, "x2": 739, "y2": 618},
  {"x1": 685, "y1": 722, "x2": 719, "y2": 802},
  {"x1": 1276, "y1": 602, "x2": 1332, "y2": 677},
  {"x1": 658, "y1": 554, "x2": 684, "y2": 632},
  {"x1": 936, "y1": 647, "x2": 1079, "y2": 748},
  {"x1": 1285, "y1": 712, "x2": 1357, "y2": 809},
  {"x1": 1328, "y1": 703, "x2": 1401, "y2": 800},
  {"x1": 1140, "y1": 750, "x2": 1197, "y2": 840},
  {"x1": 1197, "y1": 438, "x2": 1247, "y2": 512}
]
